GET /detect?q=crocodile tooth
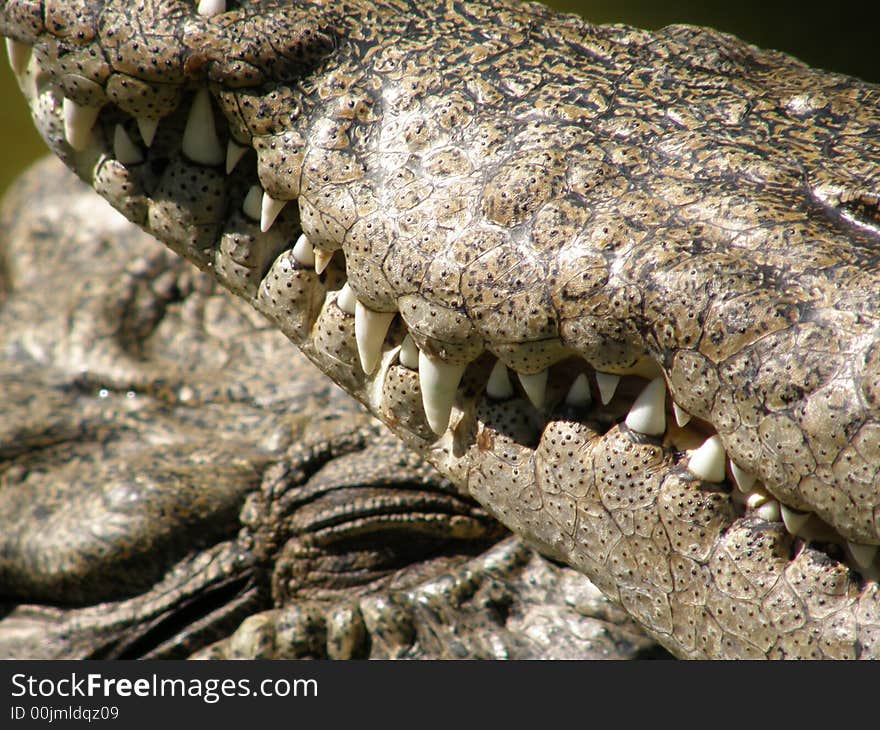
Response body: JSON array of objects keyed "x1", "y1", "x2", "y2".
[
  {"x1": 780, "y1": 504, "x2": 810, "y2": 536},
  {"x1": 847, "y1": 541, "x2": 879, "y2": 569},
  {"x1": 625, "y1": 376, "x2": 667, "y2": 436},
  {"x1": 113, "y1": 125, "x2": 143, "y2": 165},
  {"x1": 399, "y1": 335, "x2": 419, "y2": 370},
  {"x1": 517, "y1": 369, "x2": 548, "y2": 409},
  {"x1": 182, "y1": 88, "x2": 224, "y2": 166},
  {"x1": 355, "y1": 301, "x2": 395, "y2": 374},
  {"x1": 419, "y1": 352, "x2": 467, "y2": 435},
  {"x1": 313, "y1": 248, "x2": 334, "y2": 274},
  {"x1": 746, "y1": 491, "x2": 769, "y2": 509},
  {"x1": 336, "y1": 283, "x2": 356, "y2": 315},
  {"x1": 754, "y1": 499, "x2": 780, "y2": 522},
  {"x1": 486, "y1": 360, "x2": 513, "y2": 400},
  {"x1": 226, "y1": 140, "x2": 247, "y2": 174},
  {"x1": 565, "y1": 373, "x2": 592, "y2": 407},
  {"x1": 672, "y1": 402, "x2": 691, "y2": 427},
  {"x1": 687, "y1": 435, "x2": 726, "y2": 482},
  {"x1": 62, "y1": 98, "x2": 100, "y2": 151},
  {"x1": 730, "y1": 461, "x2": 757, "y2": 493},
  {"x1": 197, "y1": 0, "x2": 226, "y2": 16},
  {"x1": 5, "y1": 38, "x2": 30, "y2": 76},
  {"x1": 292, "y1": 233, "x2": 315, "y2": 267},
  {"x1": 260, "y1": 192, "x2": 287, "y2": 232},
  {"x1": 241, "y1": 185, "x2": 263, "y2": 221},
  {"x1": 595, "y1": 371, "x2": 620, "y2": 405},
  {"x1": 136, "y1": 117, "x2": 159, "y2": 147}
]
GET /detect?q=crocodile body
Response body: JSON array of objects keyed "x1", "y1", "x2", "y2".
[{"x1": 2, "y1": 0, "x2": 880, "y2": 658}]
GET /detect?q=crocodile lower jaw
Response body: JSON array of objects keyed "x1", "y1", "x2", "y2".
[{"x1": 7, "y1": 31, "x2": 880, "y2": 658}]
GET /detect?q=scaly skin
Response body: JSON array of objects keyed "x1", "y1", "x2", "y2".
[{"x1": 3, "y1": 0, "x2": 880, "y2": 658}]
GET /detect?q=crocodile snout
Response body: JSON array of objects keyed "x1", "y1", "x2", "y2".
[{"x1": 5, "y1": 0, "x2": 880, "y2": 657}]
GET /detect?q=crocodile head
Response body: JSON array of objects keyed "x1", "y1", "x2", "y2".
[{"x1": 3, "y1": 0, "x2": 880, "y2": 658}]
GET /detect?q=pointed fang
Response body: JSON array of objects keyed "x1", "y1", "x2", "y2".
[
  {"x1": 355, "y1": 301, "x2": 395, "y2": 375},
  {"x1": 672, "y1": 402, "x2": 691, "y2": 427},
  {"x1": 419, "y1": 352, "x2": 467, "y2": 435},
  {"x1": 595, "y1": 371, "x2": 620, "y2": 405},
  {"x1": 780, "y1": 504, "x2": 810, "y2": 536},
  {"x1": 5, "y1": 38, "x2": 30, "y2": 76},
  {"x1": 336, "y1": 284, "x2": 356, "y2": 315},
  {"x1": 565, "y1": 373, "x2": 592, "y2": 407},
  {"x1": 242, "y1": 186, "x2": 263, "y2": 221},
  {"x1": 260, "y1": 193, "x2": 286, "y2": 232},
  {"x1": 517, "y1": 369, "x2": 548, "y2": 409},
  {"x1": 486, "y1": 361, "x2": 513, "y2": 400},
  {"x1": 688, "y1": 435, "x2": 726, "y2": 482},
  {"x1": 182, "y1": 88, "x2": 224, "y2": 166},
  {"x1": 625, "y1": 376, "x2": 667, "y2": 436},
  {"x1": 63, "y1": 97, "x2": 100, "y2": 151},
  {"x1": 226, "y1": 140, "x2": 248, "y2": 174},
  {"x1": 754, "y1": 500, "x2": 780, "y2": 523},
  {"x1": 113, "y1": 125, "x2": 143, "y2": 165},
  {"x1": 137, "y1": 117, "x2": 159, "y2": 147},
  {"x1": 399, "y1": 335, "x2": 419, "y2": 370},
  {"x1": 292, "y1": 234, "x2": 315, "y2": 267},
  {"x1": 197, "y1": 0, "x2": 226, "y2": 16},
  {"x1": 730, "y1": 461, "x2": 756, "y2": 493},
  {"x1": 314, "y1": 248, "x2": 334, "y2": 274}
]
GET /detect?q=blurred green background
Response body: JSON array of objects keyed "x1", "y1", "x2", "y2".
[{"x1": 1, "y1": 0, "x2": 876, "y2": 196}]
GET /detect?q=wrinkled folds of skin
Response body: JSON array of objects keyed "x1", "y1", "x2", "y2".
[{"x1": 2, "y1": 0, "x2": 880, "y2": 658}]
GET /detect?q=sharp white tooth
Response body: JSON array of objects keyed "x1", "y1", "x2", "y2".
[
  {"x1": 399, "y1": 335, "x2": 419, "y2": 370},
  {"x1": 260, "y1": 192, "x2": 287, "y2": 232},
  {"x1": 847, "y1": 541, "x2": 879, "y2": 569},
  {"x1": 182, "y1": 88, "x2": 224, "y2": 166},
  {"x1": 418, "y1": 351, "x2": 467, "y2": 435},
  {"x1": 486, "y1": 360, "x2": 513, "y2": 400},
  {"x1": 355, "y1": 301, "x2": 395, "y2": 374},
  {"x1": 242, "y1": 185, "x2": 263, "y2": 221},
  {"x1": 137, "y1": 117, "x2": 159, "y2": 147},
  {"x1": 5, "y1": 38, "x2": 30, "y2": 76},
  {"x1": 197, "y1": 0, "x2": 226, "y2": 15},
  {"x1": 565, "y1": 373, "x2": 592, "y2": 407},
  {"x1": 314, "y1": 248, "x2": 334, "y2": 274},
  {"x1": 595, "y1": 371, "x2": 620, "y2": 405},
  {"x1": 754, "y1": 499, "x2": 780, "y2": 523},
  {"x1": 687, "y1": 434, "x2": 726, "y2": 482},
  {"x1": 746, "y1": 491, "x2": 769, "y2": 509},
  {"x1": 625, "y1": 376, "x2": 667, "y2": 436},
  {"x1": 292, "y1": 233, "x2": 315, "y2": 267},
  {"x1": 518, "y1": 369, "x2": 548, "y2": 409},
  {"x1": 112, "y1": 124, "x2": 143, "y2": 165},
  {"x1": 225, "y1": 140, "x2": 247, "y2": 174},
  {"x1": 336, "y1": 283, "x2": 356, "y2": 315},
  {"x1": 730, "y1": 461, "x2": 756, "y2": 493},
  {"x1": 672, "y1": 402, "x2": 691, "y2": 427},
  {"x1": 780, "y1": 504, "x2": 810, "y2": 536},
  {"x1": 62, "y1": 97, "x2": 100, "y2": 151}
]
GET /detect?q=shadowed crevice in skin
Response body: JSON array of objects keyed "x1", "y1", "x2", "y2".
[{"x1": 3, "y1": 0, "x2": 880, "y2": 657}]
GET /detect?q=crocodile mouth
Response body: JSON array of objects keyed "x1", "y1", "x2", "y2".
[{"x1": 5, "y1": 0, "x2": 880, "y2": 658}]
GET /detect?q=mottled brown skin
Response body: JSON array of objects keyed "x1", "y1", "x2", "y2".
[
  {"x1": 3, "y1": 0, "x2": 880, "y2": 658},
  {"x1": 0, "y1": 158, "x2": 657, "y2": 659}
]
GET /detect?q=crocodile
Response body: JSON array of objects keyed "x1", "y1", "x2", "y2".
[
  {"x1": 0, "y1": 156, "x2": 659, "y2": 659},
  {"x1": 2, "y1": 0, "x2": 880, "y2": 659}
]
